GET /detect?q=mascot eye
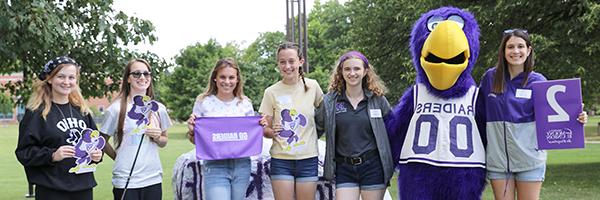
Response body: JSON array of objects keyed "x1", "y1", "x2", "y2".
[
  {"x1": 447, "y1": 15, "x2": 465, "y2": 29},
  {"x1": 427, "y1": 16, "x2": 444, "y2": 31}
]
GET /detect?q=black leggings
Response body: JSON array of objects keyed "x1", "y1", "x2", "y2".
[
  {"x1": 113, "y1": 183, "x2": 162, "y2": 200},
  {"x1": 35, "y1": 184, "x2": 93, "y2": 200}
]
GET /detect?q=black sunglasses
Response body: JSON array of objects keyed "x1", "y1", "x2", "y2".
[
  {"x1": 503, "y1": 29, "x2": 528, "y2": 36},
  {"x1": 129, "y1": 71, "x2": 152, "y2": 79}
]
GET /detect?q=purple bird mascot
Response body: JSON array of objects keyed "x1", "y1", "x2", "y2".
[
  {"x1": 384, "y1": 7, "x2": 487, "y2": 199},
  {"x1": 74, "y1": 129, "x2": 106, "y2": 166}
]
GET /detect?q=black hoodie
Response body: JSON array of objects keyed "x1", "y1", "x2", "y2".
[{"x1": 15, "y1": 103, "x2": 98, "y2": 192}]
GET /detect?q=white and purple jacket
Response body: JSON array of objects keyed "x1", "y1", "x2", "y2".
[{"x1": 478, "y1": 67, "x2": 547, "y2": 172}]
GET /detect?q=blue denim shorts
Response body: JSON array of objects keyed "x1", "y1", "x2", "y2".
[
  {"x1": 335, "y1": 152, "x2": 386, "y2": 190},
  {"x1": 270, "y1": 156, "x2": 318, "y2": 182},
  {"x1": 487, "y1": 164, "x2": 546, "y2": 182}
]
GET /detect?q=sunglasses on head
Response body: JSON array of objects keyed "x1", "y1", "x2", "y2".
[
  {"x1": 129, "y1": 71, "x2": 152, "y2": 79},
  {"x1": 503, "y1": 29, "x2": 528, "y2": 36}
]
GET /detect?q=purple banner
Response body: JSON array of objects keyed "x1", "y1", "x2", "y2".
[
  {"x1": 195, "y1": 116, "x2": 263, "y2": 160},
  {"x1": 532, "y1": 78, "x2": 584, "y2": 149}
]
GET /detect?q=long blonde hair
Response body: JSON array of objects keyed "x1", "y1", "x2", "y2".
[{"x1": 26, "y1": 64, "x2": 90, "y2": 119}]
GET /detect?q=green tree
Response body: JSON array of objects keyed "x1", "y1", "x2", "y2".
[
  {"x1": 240, "y1": 31, "x2": 286, "y2": 108},
  {"x1": 305, "y1": 0, "x2": 354, "y2": 91},
  {"x1": 0, "y1": 0, "x2": 169, "y2": 105},
  {"x1": 239, "y1": 30, "x2": 331, "y2": 107},
  {"x1": 338, "y1": 0, "x2": 600, "y2": 106},
  {"x1": 471, "y1": 0, "x2": 600, "y2": 108},
  {"x1": 343, "y1": 0, "x2": 438, "y2": 102},
  {"x1": 159, "y1": 39, "x2": 239, "y2": 121},
  {"x1": 0, "y1": 93, "x2": 12, "y2": 116}
]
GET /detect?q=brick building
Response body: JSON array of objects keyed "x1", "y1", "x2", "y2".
[{"x1": 0, "y1": 73, "x2": 113, "y2": 124}]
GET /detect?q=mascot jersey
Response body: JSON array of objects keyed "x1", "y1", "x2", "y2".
[
  {"x1": 385, "y1": 6, "x2": 487, "y2": 200},
  {"x1": 401, "y1": 83, "x2": 485, "y2": 168},
  {"x1": 259, "y1": 78, "x2": 323, "y2": 160}
]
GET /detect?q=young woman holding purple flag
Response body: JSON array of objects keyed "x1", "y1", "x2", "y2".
[
  {"x1": 101, "y1": 59, "x2": 172, "y2": 200},
  {"x1": 259, "y1": 42, "x2": 324, "y2": 200},
  {"x1": 478, "y1": 29, "x2": 587, "y2": 200},
  {"x1": 315, "y1": 51, "x2": 393, "y2": 200},
  {"x1": 186, "y1": 58, "x2": 255, "y2": 200}
]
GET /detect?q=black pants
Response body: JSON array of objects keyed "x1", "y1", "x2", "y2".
[
  {"x1": 35, "y1": 184, "x2": 93, "y2": 200},
  {"x1": 113, "y1": 183, "x2": 162, "y2": 200}
]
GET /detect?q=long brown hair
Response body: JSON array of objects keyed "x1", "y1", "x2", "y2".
[
  {"x1": 197, "y1": 58, "x2": 246, "y2": 102},
  {"x1": 115, "y1": 59, "x2": 155, "y2": 148},
  {"x1": 492, "y1": 29, "x2": 534, "y2": 94},
  {"x1": 276, "y1": 42, "x2": 308, "y2": 92},
  {"x1": 27, "y1": 64, "x2": 90, "y2": 119},
  {"x1": 328, "y1": 52, "x2": 387, "y2": 96}
]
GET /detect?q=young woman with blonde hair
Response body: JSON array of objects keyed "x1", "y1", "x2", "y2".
[
  {"x1": 186, "y1": 58, "x2": 255, "y2": 200},
  {"x1": 16, "y1": 56, "x2": 102, "y2": 200}
]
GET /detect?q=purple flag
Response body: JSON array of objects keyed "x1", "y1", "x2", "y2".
[
  {"x1": 532, "y1": 78, "x2": 585, "y2": 149},
  {"x1": 195, "y1": 116, "x2": 263, "y2": 160}
]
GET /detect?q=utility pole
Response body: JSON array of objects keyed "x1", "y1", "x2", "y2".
[{"x1": 285, "y1": 0, "x2": 309, "y2": 73}]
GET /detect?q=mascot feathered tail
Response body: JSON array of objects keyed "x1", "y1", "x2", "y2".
[{"x1": 385, "y1": 6, "x2": 487, "y2": 200}]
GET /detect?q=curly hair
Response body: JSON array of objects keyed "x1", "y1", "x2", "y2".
[{"x1": 327, "y1": 51, "x2": 387, "y2": 96}]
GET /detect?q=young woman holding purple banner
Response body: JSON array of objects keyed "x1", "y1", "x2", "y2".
[
  {"x1": 478, "y1": 29, "x2": 588, "y2": 200},
  {"x1": 315, "y1": 51, "x2": 393, "y2": 200},
  {"x1": 100, "y1": 59, "x2": 172, "y2": 200},
  {"x1": 16, "y1": 56, "x2": 102, "y2": 200},
  {"x1": 186, "y1": 58, "x2": 255, "y2": 200},
  {"x1": 259, "y1": 42, "x2": 324, "y2": 200}
]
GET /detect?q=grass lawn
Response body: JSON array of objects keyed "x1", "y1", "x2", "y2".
[
  {"x1": 1, "y1": 123, "x2": 194, "y2": 200},
  {"x1": 388, "y1": 116, "x2": 600, "y2": 200},
  {"x1": 387, "y1": 143, "x2": 600, "y2": 200},
  {"x1": 2, "y1": 117, "x2": 600, "y2": 199}
]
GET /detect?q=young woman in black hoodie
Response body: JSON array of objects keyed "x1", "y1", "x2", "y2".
[{"x1": 15, "y1": 56, "x2": 102, "y2": 200}]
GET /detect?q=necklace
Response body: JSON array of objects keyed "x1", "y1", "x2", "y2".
[
  {"x1": 55, "y1": 103, "x2": 79, "y2": 144},
  {"x1": 345, "y1": 92, "x2": 364, "y2": 109},
  {"x1": 346, "y1": 92, "x2": 364, "y2": 102},
  {"x1": 347, "y1": 95, "x2": 363, "y2": 101},
  {"x1": 55, "y1": 103, "x2": 74, "y2": 121}
]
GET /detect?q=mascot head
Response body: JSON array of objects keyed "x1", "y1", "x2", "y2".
[{"x1": 410, "y1": 7, "x2": 479, "y2": 98}]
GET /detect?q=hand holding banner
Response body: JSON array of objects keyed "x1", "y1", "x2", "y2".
[
  {"x1": 532, "y1": 78, "x2": 585, "y2": 149},
  {"x1": 195, "y1": 116, "x2": 263, "y2": 160}
]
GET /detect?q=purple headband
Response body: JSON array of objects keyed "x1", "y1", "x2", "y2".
[{"x1": 338, "y1": 50, "x2": 370, "y2": 69}]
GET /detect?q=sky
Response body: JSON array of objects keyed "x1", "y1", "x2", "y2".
[{"x1": 112, "y1": 0, "x2": 318, "y2": 60}]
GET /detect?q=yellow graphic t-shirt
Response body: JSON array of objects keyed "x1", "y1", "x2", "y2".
[{"x1": 259, "y1": 78, "x2": 323, "y2": 159}]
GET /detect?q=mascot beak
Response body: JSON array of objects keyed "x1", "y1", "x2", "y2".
[{"x1": 420, "y1": 20, "x2": 470, "y2": 90}]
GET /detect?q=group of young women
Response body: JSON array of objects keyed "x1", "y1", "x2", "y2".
[
  {"x1": 16, "y1": 57, "x2": 172, "y2": 200},
  {"x1": 16, "y1": 29, "x2": 587, "y2": 200}
]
